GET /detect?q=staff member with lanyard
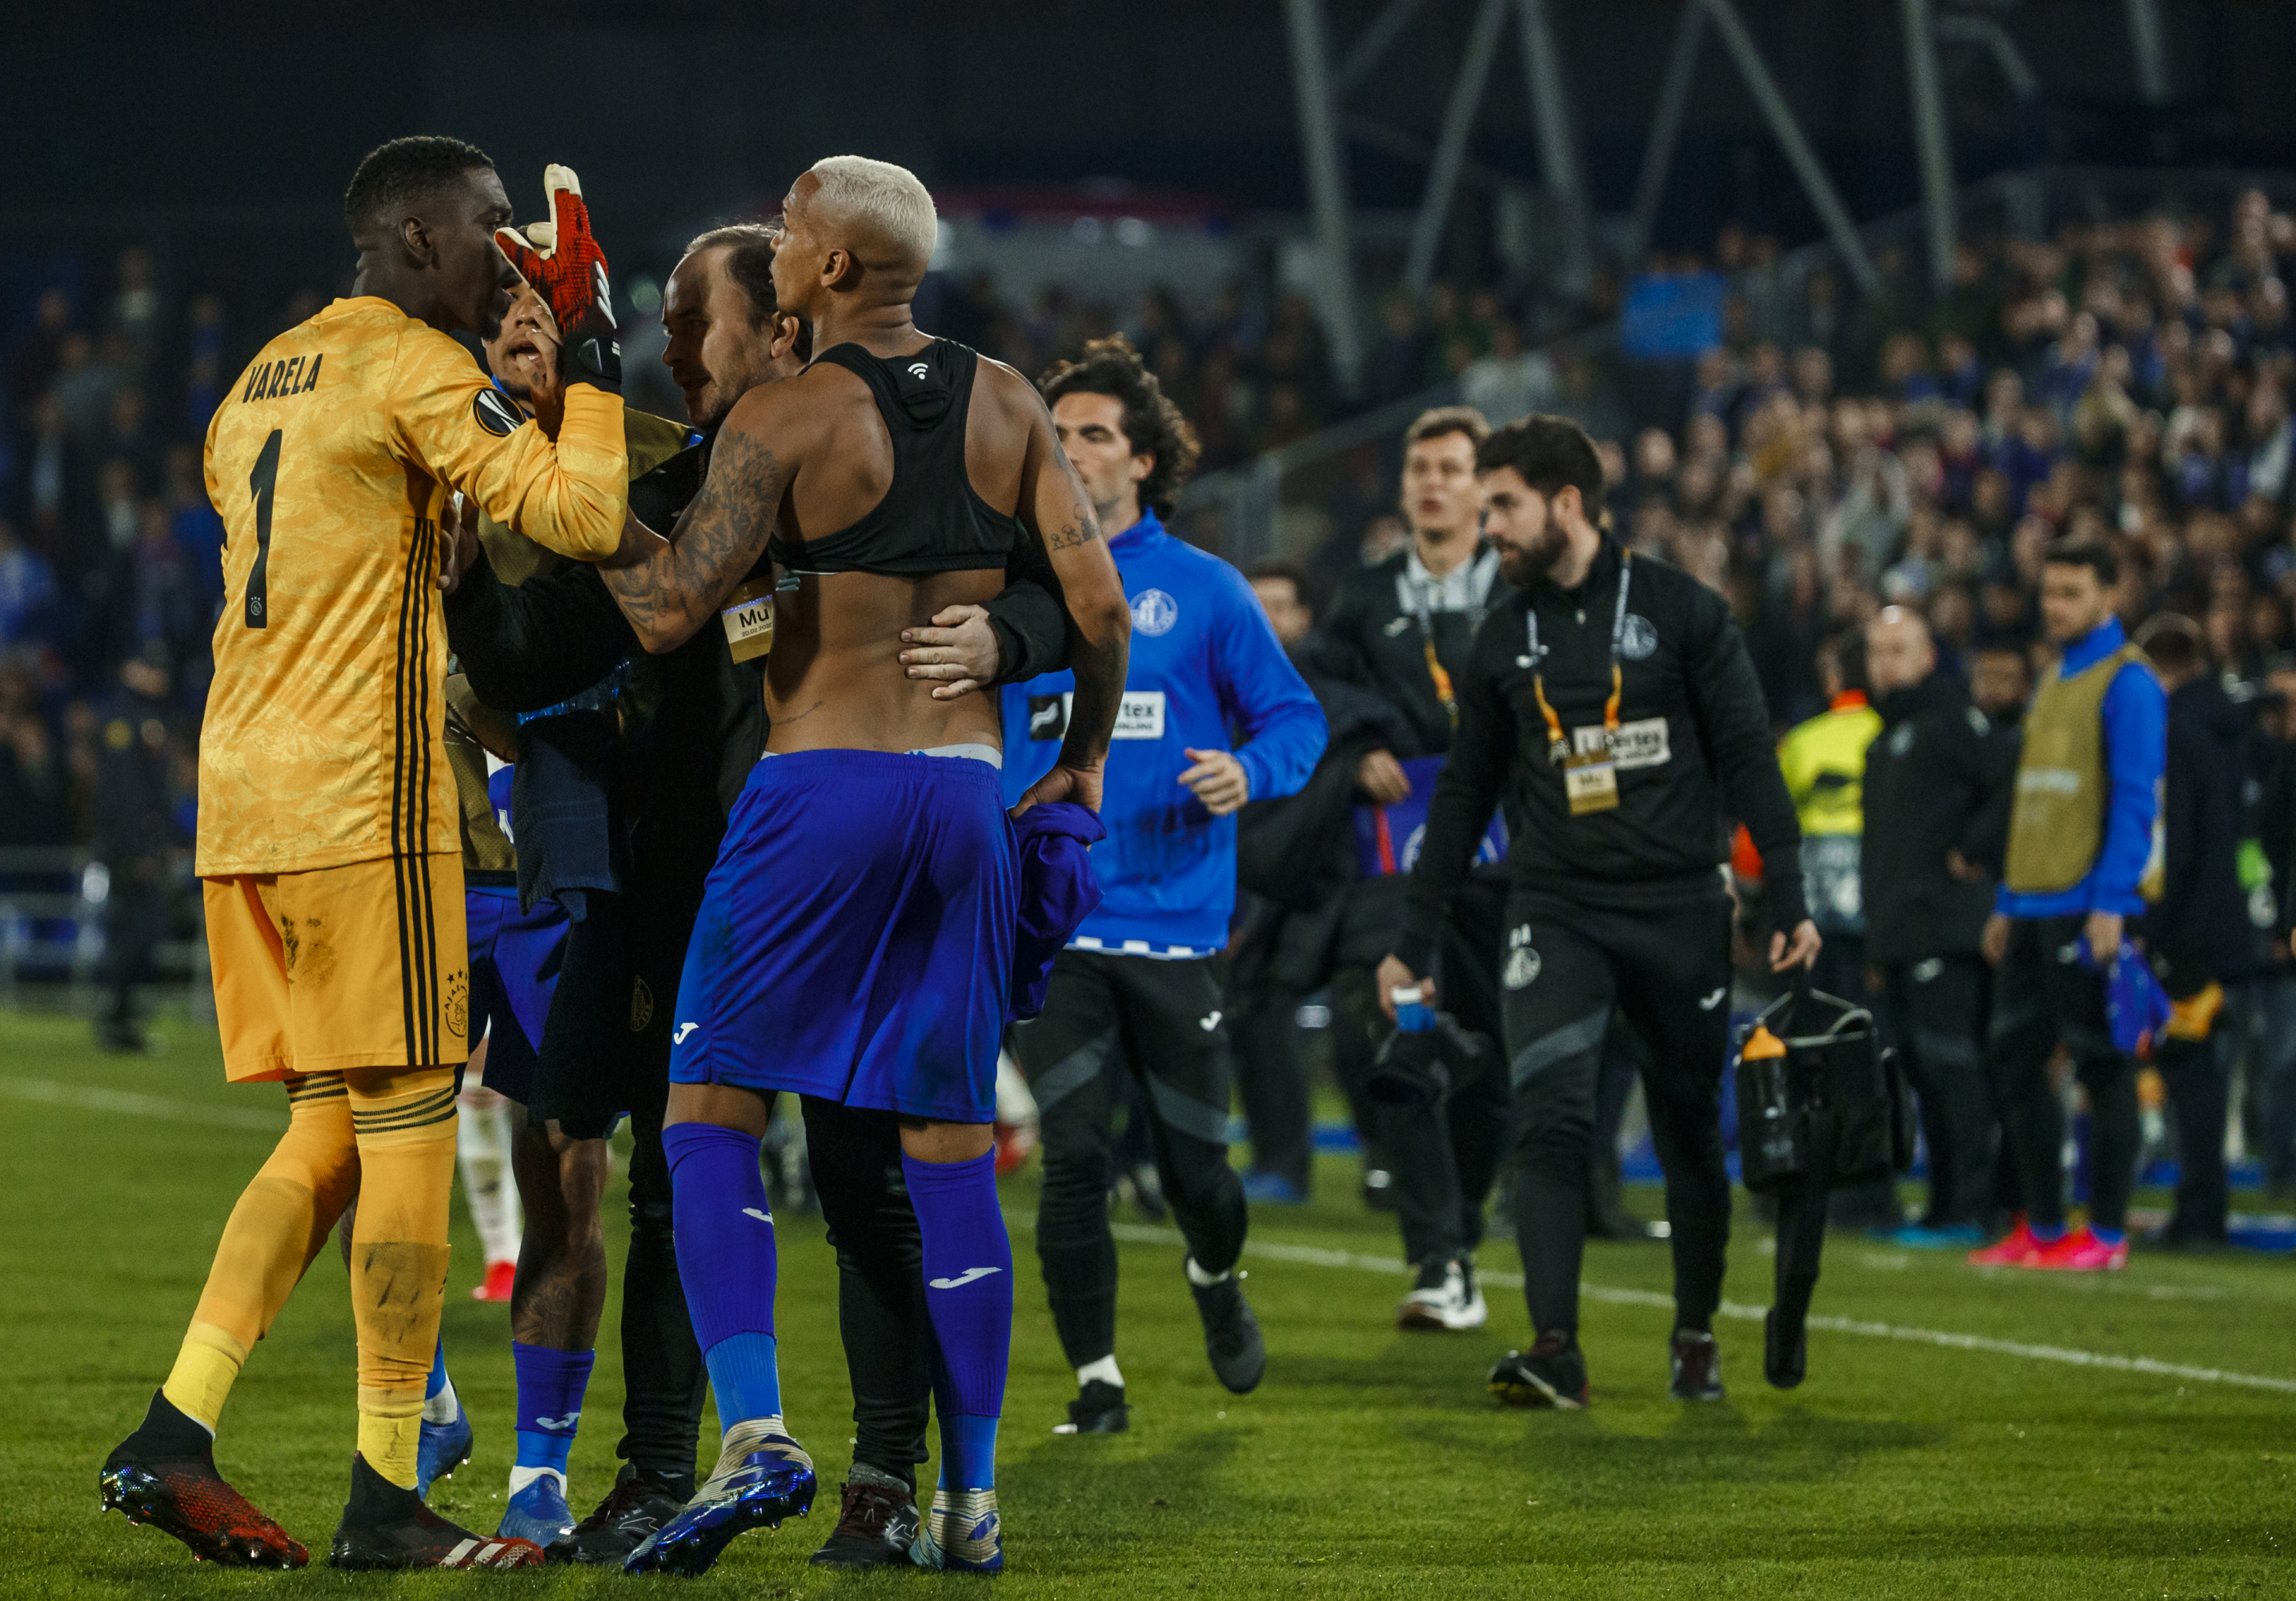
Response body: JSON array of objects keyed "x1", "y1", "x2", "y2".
[
  {"x1": 1380, "y1": 415, "x2": 1818, "y2": 1409},
  {"x1": 1305, "y1": 406, "x2": 1513, "y2": 1331}
]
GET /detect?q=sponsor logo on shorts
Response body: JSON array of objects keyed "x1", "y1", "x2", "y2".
[
  {"x1": 1130, "y1": 588, "x2": 1180, "y2": 637},
  {"x1": 743, "y1": 1206, "x2": 773, "y2": 1223},
  {"x1": 673, "y1": 1022, "x2": 699, "y2": 1045},
  {"x1": 929, "y1": 1266, "x2": 1004, "y2": 1290},
  {"x1": 630, "y1": 976, "x2": 655, "y2": 1033},
  {"x1": 443, "y1": 970, "x2": 469, "y2": 1039}
]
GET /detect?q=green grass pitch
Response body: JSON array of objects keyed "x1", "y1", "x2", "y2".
[{"x1": 3, "y1": 1007, "x2": 2290, "y2": 1598}]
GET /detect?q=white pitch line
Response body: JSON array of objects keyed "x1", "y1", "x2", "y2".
[
  {"x1": 1092, "y1": 1219, "x2": 2296, "y2": 1398},
  {"x1": 0, "y1": 1075, "x2": 282, "y2": 1132}
]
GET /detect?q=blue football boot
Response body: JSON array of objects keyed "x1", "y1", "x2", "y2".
[
  {"x1": 911, "y1": 1487, "x2": 1002, "y2": 1573},
  {"x1": 497, "y1": 1471, "x2": 578, "y2": 1547},
  {"x1": 414, "y1": 1399, "x2": 474, "y2": 1500},
  {"x1": 623, "y1": 1418, "x2": 815, "y2": 1576}
]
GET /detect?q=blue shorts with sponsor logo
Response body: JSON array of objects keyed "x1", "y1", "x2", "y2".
[
  {"x1": 667, "y1": 749, "x2": 1016, "y2": 1124},
  {"x1": 464, "y1": 884, "x2": 568, "y2": 1105}
]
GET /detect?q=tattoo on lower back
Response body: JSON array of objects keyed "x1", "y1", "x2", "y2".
[{"x1": 603, "y1": 431, "x2": 785, "y2": 642}]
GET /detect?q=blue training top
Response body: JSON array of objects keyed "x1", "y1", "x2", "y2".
[
  {"x1": 1000, "y1": 509, "x2": 1328, "y2": 956},
  {"x1": 1996, "y1": 614, "x2": 2167, "y2": 921}
]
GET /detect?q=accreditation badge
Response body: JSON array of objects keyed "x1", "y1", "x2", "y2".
[
  {"x1": 1562, "y1": 749, "x2": 1621, "y2": 815},
  {"x1": 718, "y1": 578, "x2": 775, "y2": 662}
]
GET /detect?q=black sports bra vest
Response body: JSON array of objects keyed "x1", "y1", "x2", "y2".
[{"x1": 767, "y1": 338, "x2": 1023, "y2": 576}]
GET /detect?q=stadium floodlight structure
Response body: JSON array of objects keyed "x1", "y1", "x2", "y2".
[{"x1": 1282, "y1": 0, "x2": 1597, "y2": 385}]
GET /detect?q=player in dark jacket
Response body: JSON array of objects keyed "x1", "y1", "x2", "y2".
[
  {"x1": 1381, "y1": 415, "x2": 1818, "y2": 1409},
  {"x1": 1859, "y1": 607, "x2": 2018, "y2": 1245},
  {"x1": 2138, "y1": 616, "x2": 2254, "y2": 1247}
]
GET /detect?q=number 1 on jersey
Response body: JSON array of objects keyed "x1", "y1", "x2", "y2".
[{"x1": 246, "y1": 427, "x2": 282, "y2": 628}]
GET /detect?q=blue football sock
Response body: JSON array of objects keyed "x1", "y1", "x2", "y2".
[
  {"x1": 903, "y1": 1149, "x2": 1012, "y2": 1494},
  {"x1": 2091, "y1": 1226, "x2": 2126, "y2": 1247},
  {"x1": 512, "y1": 1341, "x2": 595, "y2": 1478},
  {"x1": 664, "y1": 1121, "x2": 783, "y2": 1430},
  {"x1": 2030, "y1": 1222, "x2": 2068, "y2": 1243},
  {"x1": 425, "y1": 1336, "x2": 448, "y2": 1400}
]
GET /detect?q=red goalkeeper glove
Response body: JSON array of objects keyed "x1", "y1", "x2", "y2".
[{"x1": 495, "y1": 163, "x2": 620, "y2": 395}]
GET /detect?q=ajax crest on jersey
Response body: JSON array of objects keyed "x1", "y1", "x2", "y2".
[{"x1": 1130, "y1": 588, "x2": 1179, "y2": 637}]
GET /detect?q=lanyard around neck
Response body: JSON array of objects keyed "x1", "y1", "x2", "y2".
[
  {"x1": 1525, "y1": 550, "x2": 1631, "y2": 764},
  {"x1": 1408, "y1": 548, "x2": 1491, "y2": 731}
]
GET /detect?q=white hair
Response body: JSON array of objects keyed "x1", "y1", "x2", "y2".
[{"x1": 807, "y1": 155, "x2": 938, "y2": 272}]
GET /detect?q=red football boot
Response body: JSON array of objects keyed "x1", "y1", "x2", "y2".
[{"x1": 101, "y1": 1391, "x2": 307, "y2": 1568}]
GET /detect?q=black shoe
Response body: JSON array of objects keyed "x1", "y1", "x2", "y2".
[
  {"x1": 329, "y1": 1452, "x2": 544, "y2": 1569},
  {"x1": 1764, "y1": 1307, "x2": 1806, "y2": 1390},
  {"x1": 809, "y1": 1468, "x2": 921, "y2": 1568},
  {"x1": 1188, "y1": 1263, "x2": 1267, "y2": 1394},
  {"x1": 100, "y1": 1390, "x2": 308, "y2": 1569},
  {"x1": 1053, "y1": 1378, "x2": 1129, "y2": 1435},
  {"x1": 1489, "y1": 1330, "x2": 1588, "y2": 1409},
  {"x1": 547, "y1": 1463, "x2": 691, "y2": 1566},
  {"x1": 1669, "y1": 1328, "x2": 1724, "y2": 1401}
]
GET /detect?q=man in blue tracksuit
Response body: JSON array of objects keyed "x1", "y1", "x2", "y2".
[
  {"x1": 1001, "y1": 336, "x2": 1326, "y2": 1436},
  {"x1": 1970, "y1": 538, "x2": 2166, "y2": 1274}
]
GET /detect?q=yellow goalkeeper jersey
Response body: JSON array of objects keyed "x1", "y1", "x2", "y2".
[{"x1": 197, "y1": 295, "x2": 628, "y2": 877}]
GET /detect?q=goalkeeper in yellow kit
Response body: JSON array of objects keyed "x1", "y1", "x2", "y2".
[{"x1": 100, "y1": 137, "x2": 629, "y2": 1571}]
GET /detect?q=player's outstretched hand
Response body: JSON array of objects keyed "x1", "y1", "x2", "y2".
[
  {"x1": 1013, "y1": 760, "x2": 1104, "y2": 818},
  {"x1": 901, "y1": 604, "x2": 1002, "y2": 700},
  {"x1": 496, "y1": 164, "x2": 620, "y2": 395}
]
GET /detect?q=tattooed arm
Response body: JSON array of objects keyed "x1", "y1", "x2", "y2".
[
  {"x1": 1008, "y1": 378, "x2": 1131, "y2": 815},
  {"x1": 600, "y1": 394, "x2": 787, "y2": 653}
]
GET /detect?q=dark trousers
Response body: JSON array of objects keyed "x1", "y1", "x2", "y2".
[
  {"x1": 2226, "y1": 973, "x2": 2296, "y2": 1194},
  {"x1": 1015, "y1": 950, "x2": 1248, "y2": 1370},
  {"x1": 2154, "y1": 973, "x2": 2232, "y2": 1243},
  {"x1": 1881, "y1": 956, "x2": 1996, "y2": 1227},
  {"x1": 102, "y1": 855, "x2": 167, "y2": 1026},
  {"x1": 1985, "y1": 916, "x2": 2138, "y2": 1233},
  {"x1": 1380, "y1": 877, "x2": 1509, "y2": 1266},
  {"x1": 549, "y1": 888, "x2": 711, "y2": 1482},
  {"x1": 1226, "y1": 892, "x2": 1336, "y2": 1193},
  {"x1": 802, "y1": 1097, "x2": 935, "y2": 1489},
  {"x1": 1500, "y1": 886, "x2": 1735, "y2": 1337}
]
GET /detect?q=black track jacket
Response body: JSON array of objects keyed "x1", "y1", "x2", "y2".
[{"x1": 1393, "y1": 536, "x2": 1805, "y2": 973}]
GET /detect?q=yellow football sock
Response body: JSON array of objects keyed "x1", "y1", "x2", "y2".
[
  {"x1": 162, "y1": 1073, "x2": 359, "y2": 1431},
  {"x1": 346, "y1": 1066, "x2": 459, "y2": 1489}
]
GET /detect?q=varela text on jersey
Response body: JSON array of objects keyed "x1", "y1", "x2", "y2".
[{"x1": 241, "y1": 355, "x2": 324, "y2": 403}]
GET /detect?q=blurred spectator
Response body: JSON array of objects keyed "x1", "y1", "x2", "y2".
[
  {"x1": 1459, "y1": 319, "x2": 1556, "y2": 427},
  {"x1": 0, "y1": 519, "x2": 59, "y2": 649},
  {"x1": 90, "y1": 648, "x2": 181, "y2": 1052}
]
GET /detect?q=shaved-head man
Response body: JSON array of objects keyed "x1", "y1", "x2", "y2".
[
  {"x1": 1859, "y1": 605, "x2": 2018, "y2": 1246},
  {"x1": 599, "y1": 156, "x2": 1132, "y2": 1577}
]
